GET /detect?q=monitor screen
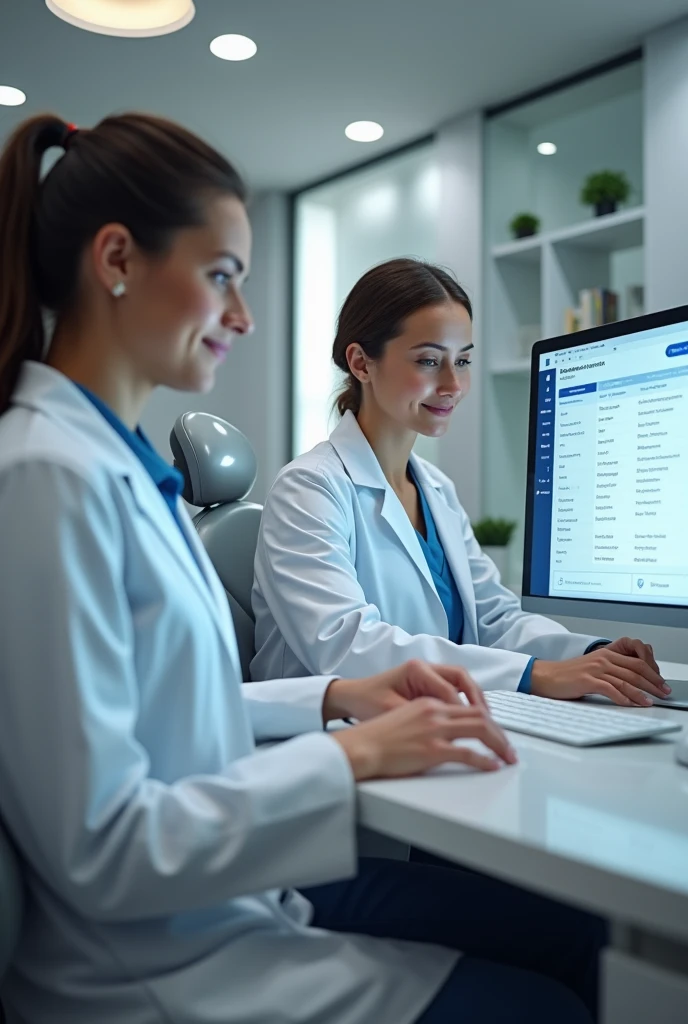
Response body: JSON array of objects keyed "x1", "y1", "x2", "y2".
[{"x1": 523, "y1": 306, "x2": 688, "y2": 627}]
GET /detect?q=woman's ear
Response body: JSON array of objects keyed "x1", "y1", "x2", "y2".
[
  {"x1": 89, "y1": 222, "x2": 136, "y2": 296},
  {"x1": 346, "y1": 342, "x2": 372, "y2": 384}
]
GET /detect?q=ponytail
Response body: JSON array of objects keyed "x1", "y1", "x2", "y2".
[
  {"x1": 0, "y1": 116, "x2": 70, "y2": 414},
  {"x1": 0, "y1": 111, "x2": 247, "y2": 415},
  {"x1": 335, "y1": 376, "x2": 362, "y2": 417}
]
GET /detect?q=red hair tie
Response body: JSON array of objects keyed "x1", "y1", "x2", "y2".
[{"x1": 62, "y1": 122, "x2": 79, "y2": 150}]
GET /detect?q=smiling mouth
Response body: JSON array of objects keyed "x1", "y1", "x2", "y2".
[
  {"x1": 422, "y1": 404, "x2": 453, "y2": 416},
  {"x1": 203, "y1": 338, "x2": 231, "y2": 360}
]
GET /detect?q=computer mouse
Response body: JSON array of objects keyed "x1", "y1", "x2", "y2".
[{"x1": 676, "y1": 730, "x2": 688, "y2": 768}]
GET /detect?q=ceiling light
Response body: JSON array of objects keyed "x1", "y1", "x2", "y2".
[
  {"x1": 210, "y1": 34, "x2": 257, "y2": 61},
  {"x1": 345, "y1": 121, "x2": 384, "y2": 143},
  {"x1": 537, "y1": 142, "x2": 557, "y2": 156},
  {"x1": 45, "y1": 1, "x2": 195, "y2": 37},
  {"x1": 0, "y1": 86, "x2": 26, "y2": 106}
]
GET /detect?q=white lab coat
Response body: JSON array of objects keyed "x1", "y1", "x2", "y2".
[
  {"x1": 251, "y1": 411, "x2": 601, "y2": 689},
  {"x1": 0, "y1": 364, "x2": 456, "y2": 1024}
]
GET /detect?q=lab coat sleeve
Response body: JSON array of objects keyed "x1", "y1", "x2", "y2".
[
  {"x1": 253, "y1": 464, "x2": 534, "y2": 688},
  {"x1": 0, "y1": 461, "x2": 356, "y2": 923},
  {"x1": 456, "y1": 491, "x2": 604, "y2": 658},
  {"x1": 243, "y1": 675, "x2": 335, "y2": 739}
]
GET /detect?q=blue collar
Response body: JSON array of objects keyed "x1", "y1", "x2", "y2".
[{"x1": 74, "y1": 384, "x2": 184, "y2": 499}]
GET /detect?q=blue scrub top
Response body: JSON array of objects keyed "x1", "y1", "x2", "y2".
[
  {"x1": 408, "y1": 462, "x2": 464, "y2": 645},
  {"x1": 408, "y1": 462, "x2": 534, "y2": 693},
  {"x1": 75, "y1": 384, "x2": 191, "y2": 548}
]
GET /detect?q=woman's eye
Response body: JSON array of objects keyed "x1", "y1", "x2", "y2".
[
  {"x1": 456, "y1": 358, "x2": 472, "y2": 368},
  {"x1": 210, "y1": 270, "x2": 233, "y2": 289},
  {"x1": 417, "y1": 358, "x2": 438, "y2": 367}
]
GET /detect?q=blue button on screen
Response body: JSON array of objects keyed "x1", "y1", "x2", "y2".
[{"x1": 666, "y1": 340, "x2": 688, "y2": 357}]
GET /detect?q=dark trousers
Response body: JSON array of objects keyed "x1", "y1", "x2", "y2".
[{"x1": 301, "y1": 857, "x2": 607, "y2": 1024}]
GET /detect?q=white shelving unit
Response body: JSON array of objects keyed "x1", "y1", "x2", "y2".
[
  {"x1": 482, "y1": 59, "x2": 645, "y2": 585},
  {"x1": 489, "y1": 205, "x2": 645, "y2": 374}
]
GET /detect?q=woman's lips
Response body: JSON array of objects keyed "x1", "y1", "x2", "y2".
[
  {"x1": 422, "y1": 404, "x2": 453, "y2": 417},
  {"x1": 203, "y1": 338, "x2": 231, "y2": 362}
]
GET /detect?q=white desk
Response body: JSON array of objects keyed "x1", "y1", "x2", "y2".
[{"x1": 357, "y1": 661, "x2": 688, "y2": 1023}]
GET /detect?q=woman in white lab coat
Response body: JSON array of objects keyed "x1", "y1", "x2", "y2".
[
  {"x1": 252, "y1": 258, "x2": 668, "y2": 706},
  {"x1": 0, "y1": 115, "x2": 601, "y2": 1024}
]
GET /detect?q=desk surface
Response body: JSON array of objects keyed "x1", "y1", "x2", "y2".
[{"x1": 357, "y1": 661, "x2": 688, "y2": 944}]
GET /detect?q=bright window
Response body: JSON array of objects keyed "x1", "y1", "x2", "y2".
[{"x1": 292, "y1": 143, "x2": 440, "y2": 459}]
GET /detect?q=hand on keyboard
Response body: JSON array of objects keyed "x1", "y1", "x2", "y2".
[
  {"x1": 332, "y1": 662, "x2": 518, "y2": 781},
  {"x1": 531, "y1": 643, "x2": 671, "y2": 707}
]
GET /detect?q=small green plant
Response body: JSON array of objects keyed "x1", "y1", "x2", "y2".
[
  {"x1": 472, "y1": 517, "x2": 517, "y2": 547},
  {"x1": 580, "y1": 170, "x2": 630, "y2": 207},
  {"x1": 509, "y1": 212, "x2": 540, "y2": 238}
]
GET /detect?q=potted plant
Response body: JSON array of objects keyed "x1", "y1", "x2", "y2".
[
  {"x1": 471, "y1": 517, "x2": 517, "y2": 582},
  {"x1": 580, "y1": 170, "x2": 630, "y2": 217},
  {"x1": 509, "y1": 212, "x2": 540, "y2": 239}
]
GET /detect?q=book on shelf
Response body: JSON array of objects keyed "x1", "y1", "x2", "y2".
[
  {"x1": 564, "y1": 307, "x2": 580, "y2": 334},
  {"x1": 564, "y1": 287, "x2": 619, "y2": 333}
]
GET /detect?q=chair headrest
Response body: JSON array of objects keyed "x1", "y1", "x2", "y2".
[{"x1": 170, "y1": 412, "x2": 257, "y2": 507}]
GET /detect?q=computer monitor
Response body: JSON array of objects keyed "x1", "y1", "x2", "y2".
[{"x1": 523, "y1": 304, "x2": 688, "y2": 629}]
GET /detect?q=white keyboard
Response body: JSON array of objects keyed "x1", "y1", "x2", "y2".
[{"x1": 485, "y1": 690, "x2": 681, "y2": 747}]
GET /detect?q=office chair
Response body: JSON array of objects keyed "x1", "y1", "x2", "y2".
[
  {"x1": 0, "y1": 819, "x2": 23, "y2": 1020},
  {"x1": 170, "y1": 412, "x2": 262, "y2": 681}
]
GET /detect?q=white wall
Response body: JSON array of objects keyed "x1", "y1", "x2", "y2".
[
  {"x1": 485, "y1": 120, "x2": 532, "y2": 246},
  {"x1": 435, "y1": 112, "x2": 484, "y2": 521},
  {"x1": 645, "y1": 15, "x2": 688, "y2": 312},
  {"x1": 141, "y1": 191, "x2": 290, "y2": 504}
]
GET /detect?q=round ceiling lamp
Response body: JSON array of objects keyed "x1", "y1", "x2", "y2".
[
  {"x1": 0, "y1": 86, "x2": 27, "y2": 106},
  {"x1": 210, "y1": 34, "x2": 258, "y2": 61},
  {"x1": 345, "y1": 120, "x2": 384, "y2": 143},
  {"x1": 45, "y1": 0, "x2": 195, "y2": 37}
]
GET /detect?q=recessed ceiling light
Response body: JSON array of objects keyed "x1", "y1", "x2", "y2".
[
  {"x1": 45, "y1": 0, "x2": 195, "y2": 37},
  {"x1": 537, "y1": 142, "x2": 557, "y2": 156},
  {"x1": 0, "y1": 85, "x2": 26, "y2": 106},
  {"x1": 345, "y1": 121, "x2": 384, "y2": 143},
  {"x1": 210, "y1": 34, "x2": 257, "y2": 61}
]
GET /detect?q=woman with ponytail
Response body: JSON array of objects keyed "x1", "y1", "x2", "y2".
[{"x1": 0, "y1": 114, "x2": 599, "y2": 1024}]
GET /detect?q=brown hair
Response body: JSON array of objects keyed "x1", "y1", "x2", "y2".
[
  {"x1": 332, "y1": 257, "x2": 473, "y2": 416},
  {"x1": 0, "y1": 113, "x2": 247, "y2": 413}
]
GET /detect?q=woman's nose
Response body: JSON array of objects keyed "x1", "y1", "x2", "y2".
[
  {"x1": 222, "y1": 290, "x2": 254, "y2": 335},
  {"x1": 438, "y1": 367, "x2": 462, "y2": 395}
]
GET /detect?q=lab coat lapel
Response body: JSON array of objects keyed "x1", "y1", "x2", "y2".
[
  {"x1": 378, "y1": 486, "x2": 438, "y2": 596},
  {"x1": 410, "y1": 456, "x2": 479, "y2": 643},
  {"x1": 118, "y1": 456, "x2": 243, "y2": 674},
  {"x1": 329, "y1": 413, "x2": 441, "y2": 604},
  {"x1": 13, "y1": 363, "x2": 241, "y2": 672}
]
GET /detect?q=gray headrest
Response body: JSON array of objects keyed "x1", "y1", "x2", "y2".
[{"x1": 170, "y1": 412, "x2": 257, "y2": 507}]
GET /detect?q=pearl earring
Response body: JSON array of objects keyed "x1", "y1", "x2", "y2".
[{"x1": 111, "y1": 281, "x2": 126, "y2": 298}]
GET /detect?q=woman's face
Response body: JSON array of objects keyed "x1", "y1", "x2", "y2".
[
  {"x1": 113, "y1": 193, "x2": 253, "y2": 395},
  {"x1": 352, "y1": 301, "x2": 473, "y2": 436}
]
